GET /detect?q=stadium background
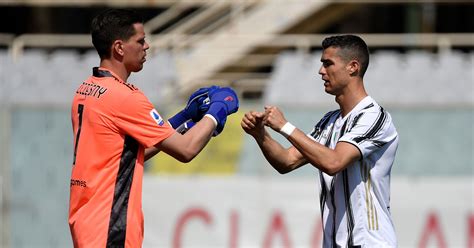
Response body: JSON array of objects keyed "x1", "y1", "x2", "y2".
[{"x1": 0, "y1": 0, "x2": 472, "y2": 247}]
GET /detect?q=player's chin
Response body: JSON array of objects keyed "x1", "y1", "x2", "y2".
[
  {"x1": 139, "y1": 61, "x2": 145, "y2": 68},
  {"x1": 323, "y1": 84, "x2": 330, "y2": 92},
  {"x1": 132, "y1": 63, "x2": 144, "y2": 72},
  {"x1": 324, "y1": 86, "x2": 335, "y2": 95}
]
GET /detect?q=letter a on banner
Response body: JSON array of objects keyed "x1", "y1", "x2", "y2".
[
  {"x1": 418, "y1": 211, "x2": 447, "y2": 248},
  {"x1": 263, "y1": 211, "x2": 292, "y2": 248}
]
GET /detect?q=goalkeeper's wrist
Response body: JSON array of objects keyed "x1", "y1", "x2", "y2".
[
  {"x1": 279, "y1": 122, "x2": 296, "y2": 138},
  {"x1": 204, "y1": 114, "x2": 218, "y2": 127},
  {"x1": 205, "y1": 102, "x2": 227, "y2": 125}
]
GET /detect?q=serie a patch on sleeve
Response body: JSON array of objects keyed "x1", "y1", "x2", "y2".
[{"x1": 150, "y1": 109, "x2": 164, "y2": 126}]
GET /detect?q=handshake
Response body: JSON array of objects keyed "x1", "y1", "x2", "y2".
[{"x1": 168, "y1": 85, "x2": 239, "y2": 136}]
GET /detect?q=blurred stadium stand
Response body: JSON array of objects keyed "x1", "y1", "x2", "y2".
[
  {"x1": 0, "y1": 0, "x2": 472, "y2": 247},
  {"x1": 1, "y1": 0, "x2": 473, "y2": 97}
]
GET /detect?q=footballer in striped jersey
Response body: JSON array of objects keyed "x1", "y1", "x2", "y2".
[{"x1": 242, "y1": 35, "x2": 398, "y2": 247}]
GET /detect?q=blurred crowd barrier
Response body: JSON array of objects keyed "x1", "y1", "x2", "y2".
[{"x1": 0, "y1": 50, "x2": 472, "y2": 247}]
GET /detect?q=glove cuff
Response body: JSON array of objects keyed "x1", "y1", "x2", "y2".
[
  {"x1": 206, "y1": 102, "x2": 227, "y2": 125},
  {"x1": 168, "y1": 109, "x2": 191, "y2": 129},
  {"x1": 204, "y1": 114, "x2": 218, "y2": 127}
]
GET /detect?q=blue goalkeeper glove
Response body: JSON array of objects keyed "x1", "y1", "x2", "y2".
[
  {"x1": 168, "y1": 85, "x2": 220, "y2": 128},
  {"x1": 185, "y1": 85, "x2": 220, "y2": 122},
  {"x1": 205, "y1": 87, "x2": 239, "y2": 136}
]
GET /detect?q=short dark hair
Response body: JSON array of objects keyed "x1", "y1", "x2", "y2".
[
  {"x1": 322, "y1": 35, "x2": 370, "y2": 77},
  {"x1": 91, "y1": 9, "x2": 143, "y2": 59}
]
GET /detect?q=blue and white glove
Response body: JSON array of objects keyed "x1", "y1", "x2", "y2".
[
  {"x1": 185, "y1": 85, "x2": 220, "y2": 122},
  {"x1": 168, "y1": 85, "x2": 220, "y2": 129},
  {"x1": 204, "y1": 87, "x2": 239, "y2": 136}
]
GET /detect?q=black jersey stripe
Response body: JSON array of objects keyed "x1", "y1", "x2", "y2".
[
  {"x1": 321, "y1": 110, "x2": 340, "y2": 128},
  {"x1": 340, "y1": 119, "x2": 348, "y2": 137},
  {"x1": 363, "y1": 103, "x2": 374, "y2": 110},
  {"x1": 318, "y1": 110, "x2": 339, "y2": 222},
  {"x1": 322, "y1": 111, "x2": 340, "y2": 143},
  {"x1": 315, "y1": 109, "x2": 340, "y2": 242},
  {"x1": 311, "y1": 110, "x2": 340, "y2": 139},
  {"x1": 349, "y1": 113, "x2": 364, "y2": 132},
  {"x1": 343, "y1": 169, "x2": 355, "y2": 246},
  {"x1": 353, "y1": 111, "x2": 380, "y2": 143},
  {"x1": 353, "y1": 106, "x2": 387, "y2": 144},
  {"x1": 353, "y1": 108, "x2": 383, "y2": 142},
  {"x1": 319, "y1": 173, "x2": 327, "y2": 220},
  {"x1": 364, "y1": 107, "x2": 387, "y2": 139},
  {"x1": 318, "y1": 120, "x2": 334, "y2": 242},
  {"x1": 329, "y1": 178, "x2": 337, "y2": 248},
  {"x1": 106, "y1": 135, "x2": 139, "y2": 247},
  {"x1": 339, "y1": 119, "x2": 356, "y2": 246},
  {"x1": 316, "y1": 111, "x2": 340, "y2": 247},
  {"x1": 347, "y1": 102, "x2": 373, "y2": 134}
]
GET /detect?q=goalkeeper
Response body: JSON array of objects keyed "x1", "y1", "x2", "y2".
[{"x1": 68, "y1": 9, "x2": 239, "y2": 248}]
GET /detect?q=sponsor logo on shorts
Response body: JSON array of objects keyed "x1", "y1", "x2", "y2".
[{"x1": 150, "y1": 109, "x2": 164, "y2": 126}]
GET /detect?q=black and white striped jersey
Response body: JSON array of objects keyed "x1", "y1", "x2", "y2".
[{"x1": 308, "y1": 96, "x2": 399, "y2": 248}]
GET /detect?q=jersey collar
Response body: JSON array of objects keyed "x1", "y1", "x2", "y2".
[
  {"x1": 92, "y1": 67, "x2": 127, "y2": 85},
  {"x1": 341, "y1": 96, "x2": 375, "y2": 121}
]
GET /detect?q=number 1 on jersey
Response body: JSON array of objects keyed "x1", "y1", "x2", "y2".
[{"x1": 73, "y1": 104, "x2": 84, "y2": 165}]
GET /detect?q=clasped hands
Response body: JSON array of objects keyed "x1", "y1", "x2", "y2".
[{"x1": 241, "y1": 106, "x2": 288, "y2": 138}]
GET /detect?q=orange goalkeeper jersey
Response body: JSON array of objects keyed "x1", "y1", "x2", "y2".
[{"x1": 69, "y1": 67, "x2": 175, "y2": 248}]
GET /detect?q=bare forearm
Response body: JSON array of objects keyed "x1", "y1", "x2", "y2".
[
  {"x1": 145, "y1": 119, "x2": 213, "y2": 162},
  {"x1": 254, "y1": 131, "x2": 297, "y2": 174},
  {"x1": 261, "y1": 105, "x2": 360, "y2": 175},
  {"x1": 181, "y1": 117, "x2": 214, "y2": 158},
  {"x1": 241, "y1": 109, "x2": 304, "y2": 173},
  {"x1": 145, "y1": 147, "x2": 160, "y2": 161},
  {"x1": 286, "y1": 128, "x2": 346, "y2": 175},
  {"x1": 162, "y1": 116, "x2": 214, "y2": 163}
]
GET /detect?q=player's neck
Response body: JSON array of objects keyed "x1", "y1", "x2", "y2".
[
  {"x1": 335, "y1": 82, "x2": 368, "y2": 117},
  {"x1": 99, "y1": 60, "x2": 130, "y2": 82}
]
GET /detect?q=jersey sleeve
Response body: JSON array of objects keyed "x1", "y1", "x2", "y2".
[
  {"x1": 114, "y1": 91, "x2": 175, "y2": 148},
  {"x1": 338, "y1": 108, "x2": 398, "y2": 159}
]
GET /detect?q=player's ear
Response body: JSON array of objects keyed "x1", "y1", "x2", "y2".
[
  {"x1": 112, "y1": 40, "x2": 124, "y2": 57},
  {"x1": 347, "y1": 60, "x2": 360, "y2": 76}
]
